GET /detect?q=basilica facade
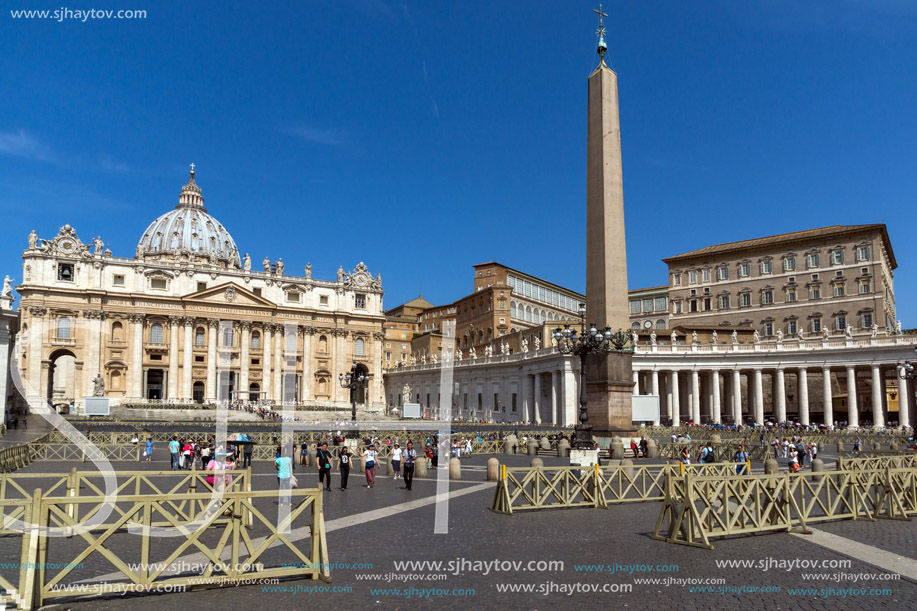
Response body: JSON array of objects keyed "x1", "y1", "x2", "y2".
[{"x1": 15, "y1": 170, "x2": 385, "y2": 411}]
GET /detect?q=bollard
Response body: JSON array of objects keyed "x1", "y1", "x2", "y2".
[
  {"x1": 503, "y1": 435, "x2": 517, "y2": 455},
  {"x1": 530, "y1": 457, "x2": 544, "y2": 469},
  {"x1": 645, "y1": 438, "x2": 658, "y2": 459},
  {"x1": 710, "y1": 434, "x2": 722, "y2": 445},
  {"x1": 526, "y1": 439, "x2": 538, "y2": 456},
  {"x1": 415, "y1": 457, "x2": 428, "y2": 478},
  {"x1": 890, "y1": 442, "x2": 899, "y2": 451},
  {"x1": 309, "y1": 443, "x2": 318, "y2": 466},
  {"x1": 764, "y1": 458, "x2": 779, "y2": 475},
  {"x1": 621, "y1": 458, "x2": 634, "y2": 478},
  {"x1": 539, "y1": 438, "x2": 551, "y2": 451},
  {"x1": 811, "y1": 458, "x2": 825, "y2": 472},
  {"x1": 386, "y1": 458, "x2": 394, "y2": 476},
  {"x1": 449, "y1": 457, "x2": 461, "y2": 480},
  {"x1": 486, "y1": 458, "x2": 500, "y2": 481},
  {"x1": 836, "y1": 441, "x2": 844, "y2": 452},
  {"x1": 611, "y1": 442, "x2": 625, "y2": 460},
  {"x1": 557, "y1": 439, "x2": 571, "y2": 458}
]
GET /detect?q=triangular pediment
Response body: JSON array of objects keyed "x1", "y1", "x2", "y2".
[{"x1": 184, "y1": 282, "x2": 276, "y2": 308}]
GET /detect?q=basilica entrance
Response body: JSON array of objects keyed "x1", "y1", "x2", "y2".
[
  {"x1": 192, "y1": 381, "x2": 204, "y2": 403},
  {"x1": 145, "y1": 369, "x2": 164, "y2": 400},
  {"x1": 48, "y1": 349, "x2": 77, "y2": 411}
]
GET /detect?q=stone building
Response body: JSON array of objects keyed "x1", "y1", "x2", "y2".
[{"x1": 15, "y1": 169, "x2": 385, "y2": 411}]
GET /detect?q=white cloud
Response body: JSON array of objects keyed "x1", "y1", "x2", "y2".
[{"x1": 0, "y1": 129, "x2": 52, "y2": 161}]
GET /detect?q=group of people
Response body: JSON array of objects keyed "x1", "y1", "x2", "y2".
[
  {"x1": 770, "y1": 436, "x2": 818, "y2": 471},
  {"x1": 629, "y1": 438, "x2": 650, "y2": 458},
  {"x1": 308, "y1": 440, "x2": 420, "y2": 491}
]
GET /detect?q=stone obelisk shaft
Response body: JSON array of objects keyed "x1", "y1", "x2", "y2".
[{"x1": 586, "y1": 61, "x2": 629, "y2": 330}]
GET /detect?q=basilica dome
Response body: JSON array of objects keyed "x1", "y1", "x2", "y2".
[{"x1": 136, "y1": 169, "x2": 242, "y2": 268}]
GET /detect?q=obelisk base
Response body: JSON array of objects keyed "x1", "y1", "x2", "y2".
[{"x1": 585, "y1": 351, "x2": 636, "y2": 437}]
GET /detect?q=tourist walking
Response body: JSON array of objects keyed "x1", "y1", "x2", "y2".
[
  {"x1": 361, "y1": 444, "x2": 377, "y2": 488},
  {"x1": 733, "y1": 445, "x2": 749, "y2": 475},
  {"x1": 275, "y1": 448, "x2": 293, "y2": 506},
  {"x1": 316, "y1": 442, "x2": 333, "y2": 491},
  {"x1": 337, "y1": 447, "x2": 351, "y2": 490},
  {"x1": 242, "y1": 442, "x2": 253, "y2": 468},
  {"x1": 402, "y1": 441, "x2": 417, "y2": 490},
  {"x1": 169, "y1": 436, "x2": 180, "y2": 470},
  {"x1": 391, "y1": 443, "x2": 402, "y2": 480},
  {"x1": 144, "y1": 438, "x2": 154, "y2": 462}
]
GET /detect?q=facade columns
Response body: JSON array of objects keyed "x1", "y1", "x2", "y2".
[
  {"x1": 205, "y1": 318, "x2": 218, "y2": 401},
  {"x1": 182, "y1": 319, "x2": 193, "y2": 400},
  {"x1": 750, "y1": 369, "x2": 762, "y2": 425},
  {"x1": 129, "y1": 313, "x2": 144, "y2": 400},
  {"x1": 562, "y1": 360, "x2": 577, "y2": 426},
  {"x1": 846, "y1": 366, "x2": 858, "y2": 428},
  {"x1": 551, "y1": 370, "x2": 559, "y2": 425},
  {"x1": 732, "y1": 369, "x2": 742, "y2": 424},
  {"x1": 651, "y1": 370, "x2": 660, "y2": 426},
  {"x1": 898, "y1": 375, "x2": 911, "y2": 428},
  {"x1": 261, "y1": 325, "x2": 272, "y2": 401},
  {"x1": 822, "y1": 367, "x2": 833, "y2": 428},
  {"x1": 871, "y1": 365, "x2": 884, "y2": 428},
  {"x1": 775, "y1": 367, "x2": 787, "y2": 423},
  {"x1": 301, "y1": 327, "x2": 313, "y2": 403},
  {"x1": 167, "y1": 316, "x2": 180, "y2": 401},
  {"x1": 669, "y1": 370, "x2": 680, "y2": 424},
  {"x1": 798, "y1": 368, "x2": 809, "y2": 426},
  {"x1": 690, "y1": 370, "x2": 700, "y2": 424},
  {"x1": 711, "y1": 370, "x2": 721, "y2": 424},
  {"x1": 533, "y1": 373, "x2": 542, "y2": 424},
  {"x1": 239, "y1": 321, "x2": 251, "y2": 401},
  {"x1": 632, "y1": 370, "x2": 640, "y2": 395},
  {"x1": 273, "y1": 325, "x2": 283, "y2": 402}
]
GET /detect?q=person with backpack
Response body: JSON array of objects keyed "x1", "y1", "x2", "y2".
[
  {"x1": 734, "y1": 445, "x2": 749, "y2": 475},
  {"x1": 315, "y1": 442, "x2": 333, "y2": 492},
  {"x1": 361, "y1": 444, "x2": 377, "y2": 488}
]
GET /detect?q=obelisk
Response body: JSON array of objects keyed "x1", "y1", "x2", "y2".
[{"x1": 584, "y1": 6, "x2": 635, "y2": 437}]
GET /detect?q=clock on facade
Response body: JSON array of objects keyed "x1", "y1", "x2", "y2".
[{"x1": 643, "y1": 320, "x2": 653, "y2": 329}]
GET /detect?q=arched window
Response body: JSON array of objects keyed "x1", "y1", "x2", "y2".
[
  {"x1": 222, "y1": 327, "x2": 233, "y2": 346},
  {"x1": 631, "y1": 322, "x2": 640, "y2": 329},
  {"x1": 541, "y1": 310, "x2": 546, "y2": 323},
  {"x1": 656, "y1": 319, "x2": 666, "y2": 329},
  {"x1": 110, "y1": 370, "x2": 123, "y2": 391},
  {"x1": 57, "y1": 317, "x2": 71, "y2": 339},
  {"x1": 150, "y1": 323, "x2": 164, "y2": 343},
  {"x1": 319, "y1": 335, "x2": 328, "y2": 353},
  {"x1": 111, "y1": 321, "x2": 124, "y2": 342},
  {"x1": 533, "y1": 309, "x2": 540, "y2": 324},
  {"x1": 355, "y1": 338, "x2": 365, "y2": 356},
  {"x1": 547, "y1": 312, "x2": 554, "y2": 321},
  {"x1": 195, "y1": 327, "x2": 205, "y2": 346},
  {"x1": 525, "y1": 306, "x2": 532, "y2": 322},
  {"x1": 251, "y1": 331, "x2": 260, "y2": 350},
  {"x1": 510, "y1": 301, "x2": 516, "y2": 319}
]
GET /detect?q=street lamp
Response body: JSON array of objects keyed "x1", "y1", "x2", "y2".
[
  {"x1": 897, "y1": 347, "x2": 917, "y2": 383},
  {"x1": 339, "y1": 363, "x2": 369, "y2": 422},
  {"x1": 552, "y1": 302, "x2": 632, "y2": 450}
]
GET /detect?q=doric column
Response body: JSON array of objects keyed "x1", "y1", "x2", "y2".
[
  {"x1": 167, "y1": 316, "x2": 180, "y2": 401},
  {"x1": 732, "y1": 369, "x2": 743, "y2": 424},
  {"x1": 261, "y1": 324, "x2": 272, "y2": 401},
  {"x1": 273, "y1": 324, "x2": 283, "y2": 402},
  {"x1": 632, "y1": 370, "x2": 640, "y2": 396},
  {"x1": 650, "y1": 370, "x2": 660, "y2": 426},
  {"x1": 669, "y1": 370, "x2": 680, "y2": 424},
  {"x1": 822, "y1": 367, "x2": 833, "y2": 427},
  {"x1": 533, "y1": 373, "x2": 542, "y2": 424},
  {"x1": 691, "y1": 370, "x2": 700, "y2": 424},
  {"x1": 898, "y1": 375, "x2": 911, "y2": 428},
  {"x1": 562, "y1": 359, "x2": 577, "y2": 426},
  {"x1": 301, "y1": 326, "x2": 314, "y2": 402},
  {"x1": 871, "y1": 365, "x2": 884, "y2": 428},
  {"x1": 711, "y1": 370, "x2": 721, "y2": 424},
  {"x1": 551, "y1": 370, "x2": 559, "y2": 425},
  {"x1": 798, "y1": 368, "x2": 810, "y2": 425},
  {"x1": 205, "y1": 318, "x2": 218, "y2": 401},
  {"x1": 753, "y1": 369, "x2": 764, "y2": 425},
  {"x1": 129, "y1": 313, "x2": 145, "y2": 400},
  {"x1": 182, "y1": 318, "x2": 193, "y2": 400},
  {"x1": 775, "y1": 368, "x2": 787, "y2": 423},
  {"x1": 846, "y1": 366, "x2": 858, "y2": 428},
  {"x1": 239, "y1": 321, "x2": 251, "y2": 401}
]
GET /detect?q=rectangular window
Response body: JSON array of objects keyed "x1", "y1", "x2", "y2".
[
  {"x1": 355, "y1": 294, "x2": 366, "y2": 309},
  {"x1": 654, "y1": 297, "x2": 667, "y2": 311},
  {"x1": 673, "y1": 273, "x2": 682, "y2": 286},
  {"x1": 494, "y1": 393, "x2": 499, "y2": 411},
  {"x1": 642, "y1": 298, "x2": 654, "y2": 313},
  {"x1": 57, "y1": 263, "x2": 74, "y2": 282},
  {"x1": 717, "y1": 267, "x2": 728, "y2": 280},
  {"x1": 831, "y1": 250, "x2": 844, "y2": 264},
  {"x1": 783, "y1": 257, "x2": 796, "y2": 272},
  {"x1": 150, "y1": 277, "x2": 167, "y2": 290},
  {"x1": 786, "y1": 289, "x2": 797, "y2": 303},
  {"x1": 811, "y1": 318, "x2": 822, "y2": 333},
  {"x1": 810, "y1": 287, "x2": 821, "y2": 300},
  {"x1": 862, "y1": 313, "x2": 873, "y2": 328},
  {"x1": 195, "y1": 355, "x2": 204, "y2": 363},
  {"x1": 856, "y1": 246, "x2": 870, "y2": 261},
  {"x1": 703, "y1": 298, "x2": 711, "y2": 311},
  {"x1": 761, "y1": 290, "x2": 773, "y2": 305},
  {"x1": 688, "y1": 271, "x2": 697, "y2": 284},
  {"x1": 718, "y1": 295, "x2": 730, "y2": 309},
  {"x1": 511, "y1": 393, "x2": 517, "y2": 412},
  {"x1": 739, "y1": 263, "x2": 750, "y2": 277},
  {"x1": 319, "y1": 295, "x2": 329, "y2": 305},
  {"x1": 760, "y1": 260, "x2": 773, "y2": 274},
  {"x1": 690, "y1": 300, "x2": 698, "y2": 312},
  {"x1": 787, "y1": 320, "x2": 797, "y2": 335},
  {"x1": 834, "y1": 283, "x2": 845, "y2": 297},
  {"x1": 401, "y1": 344, "x2": 407, "y2": 350},
  {"x1": 764, "y1": 322, "x2": 773, "y2": 336},
  {"x1": 836, "y1": 316, "x2": 847, "y2": 330},
  {"x1": 674, "y1": 301, "x2": 683, "y2": 314},
  {"x1": 859, "y1": 280, "x2": 871, "y2": 294},
  {"x1": 113, "y1": 274, "x2": 125, "y2": 287},
  {"x1": 740, "y1": 293, "x2": 751, "y2": 307},
  {"x1": 286, "y1": 291, "x2": 300, "y2": 303},
  {"x1": 197, "y1": 282, "x2": 207, "y2": 292},
  {"x1": 253, "y1": 288, "x2": 262, "y2": 297},
  {"x1": 811, "y1": 274, "x2": 819, "y2": 280},
  {"x1": 702, "y1": 269, "x2": 711, "y2": 282},
  {"x1": 807, "y1": 253, "x2": 820, "y2": 268},
  {"x1": 630, "y1": 300, "x2": 641, "y2": 314}
]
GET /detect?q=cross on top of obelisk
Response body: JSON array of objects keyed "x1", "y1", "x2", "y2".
[{"x1": 594, "y1": 4, "x2": 608, "y2": 60}]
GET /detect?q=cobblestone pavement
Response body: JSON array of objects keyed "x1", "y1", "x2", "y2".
[{"x1": 5, "y1": 450, "x2": 915, "y2": 610}]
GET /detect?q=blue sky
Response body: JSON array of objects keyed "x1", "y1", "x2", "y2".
[{"x1": 1, "y1": 1, "x2": 915, "y2": 323}]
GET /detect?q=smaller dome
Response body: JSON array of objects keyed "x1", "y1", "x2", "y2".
[{"x1": 136, "y1": 169, "x2": 241, "y2": 268}]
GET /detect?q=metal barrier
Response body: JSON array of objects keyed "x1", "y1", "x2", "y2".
[
  {"x1": 837, "y1": 453, "x2": 917, "y2": 471},
  {"x1": 651, "y1": 467, "x2": 917, "y2": 550},
  {"x1": 1, "y1": 485, "x2": 330, "y2": 610}
]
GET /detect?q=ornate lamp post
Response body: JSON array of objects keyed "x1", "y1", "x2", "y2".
[
  {"x1": 339, "y1": 363, "x2": 368, "y2": 422},
  {"x1": 552, "y1": 302, "x2": 632, "y2": 450},
  {"x1": 898, "y1": 348, "x2": 917, "y2": 383}
]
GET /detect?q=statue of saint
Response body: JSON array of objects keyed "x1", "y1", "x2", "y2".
[
  {"x1": 337, "y1": 266, "x2": 344, "y2": 282},
  {"x1": 671, "y1": 332, "x2": 677, "y2": 344},
  {"x1": 470, "y1": 346, "x2": 477, "y2": 359},
  {"x1": 691, "y1": 331, "x2": 698, "y2": 344},
  {"x1": 521, "y1": 338, "x2": 528, "y2": 353},
  {"x1": 28, "y1": 230, "x2": 37, "y2": 249},
  {"x1": 93, "y1": 236, "x2": 104, "y2": 255},
  {"x1": 1, "y1": 275, "x2": 12, "y2": 297},
  {"x1": 731, "y1": 330, "x2": 738, "y2": 344},
  {"x1": 776, "y1": 329, "x2": 784, "y2": 342},
  {"x1": 823, "y1": 327, "x2": 830, "y2": 340},
  {"x1": 456, "y1": 348, "x2": 463, "y2": 360},
  {"x1": 92, "y1": 373, "x2": 105, "y2": 397},
  {"x1": 845, "y1": 325, "x2": 853, "y2": 339},
  {"x1": 871, "y1": 324, "x2": 878, "y2": 338},
  {"x1": 275, "y1": 258, "x2": 284, "y2": 276},
  {"x1": 534, "y1": 337, "x2": 541, "y2": 350},
  {"x1": 712, "y1": 330, "x2": 718, "y2": 344},
  {"x1": 753, "y1": 330, "x2": 760, "y2": 343},
  {"x1": 243, "y1": 253, "x2": 251, "y2": 271},
  {"x1": 263, "y1": 256, "x2": 271, "y2": 272},
  {"x1": 650, "y1": 331, "x2": 657, "y2": 346},
  {"x1": 402, "y1": 384, "x2": 412, "y2": 404},
  {"x1": 305, "y1": 263, "x2": 312, "y2": 279}
]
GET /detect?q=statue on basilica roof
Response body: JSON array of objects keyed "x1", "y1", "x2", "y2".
[{"x1": 28, "y1": 230, "x2": 37, "y2": 250}]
